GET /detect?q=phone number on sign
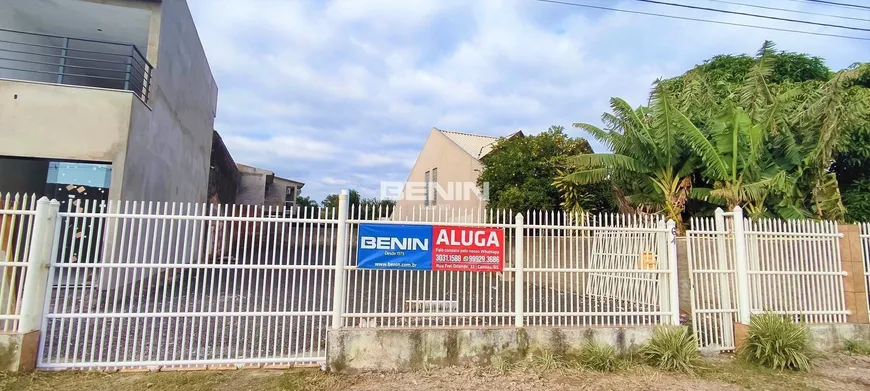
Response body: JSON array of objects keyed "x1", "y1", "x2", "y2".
[
  {"x1": 465, "y1": 255, "x2": 500, "y2": 264},
  {"x1": 435, "y1": 255, "x2": 500, "y2": 264},
  {"x1": 435, "y1": 254, "x2": 462, "y2": 262}
]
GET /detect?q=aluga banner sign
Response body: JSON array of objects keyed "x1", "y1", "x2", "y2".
[{"x1": 357, "y1": 223, "x2": 505, "y2": 272}]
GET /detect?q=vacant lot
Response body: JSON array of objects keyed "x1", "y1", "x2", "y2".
[{"x1": 3, "y1": 354, "x2": 870, "y2": 391}]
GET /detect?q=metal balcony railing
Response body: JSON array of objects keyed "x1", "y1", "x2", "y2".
[{"x1": 0, "y1": 28, "x2": 153, "y2": 103}]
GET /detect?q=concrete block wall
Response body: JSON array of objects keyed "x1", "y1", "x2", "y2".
[{"x1": 327, "y1": 327, "x2": 653, "y2": 373}]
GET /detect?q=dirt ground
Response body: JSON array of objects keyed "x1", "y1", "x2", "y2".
[{"x1": 3, "y1": 354, "x2": 870, "y2": 391}]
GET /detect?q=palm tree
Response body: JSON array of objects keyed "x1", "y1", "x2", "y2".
[{"x1": 558, "y1": 85, "x2": 695, "y2": 230}]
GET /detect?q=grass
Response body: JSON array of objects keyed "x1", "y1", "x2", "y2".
[
  {"x1": 640, "y1": 326, "x2": 705, "y2": 374},
  {"x1": 1, "y1": 353, "x2": 865, "y2": 391},
  {"x1": 697, "y1": 358, "x2": 818, "y2": 391},
  {"x1": 0, "y1": 368, "x2": 344, "y2": 391},
  {"x1": 521, "y1": 350, "x2": 564, "y2": 372},
  {"x1": 739, "y1": 312, "x2": 812, "y2": 371},
  {"x1": 844, "y1": 339, "x2": 870, "y2": 356}
]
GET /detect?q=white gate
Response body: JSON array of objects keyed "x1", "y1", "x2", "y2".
[
  {"x1": 37, "y1": 200, "x2": 336, "y2": 370},
  {"x1": 687, "y1": 210, "x2": 738, "y2": 351},
  {"x1": 688, "y1": 207, "x2": 848, "y2": 352}
]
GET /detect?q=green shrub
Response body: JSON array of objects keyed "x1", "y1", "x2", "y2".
[
  {"x1": 844, "y1": 339, "x2": 870, "y2": 356},
  {"x1": 641, "y1": 326, "x2": 704, "y2": 374},
  {"x1": 576, "y1": 341, "x2": 621, "y2": 372},
  {"x1": 739, "y1": 313, "x2": 812, "y2": 371}
]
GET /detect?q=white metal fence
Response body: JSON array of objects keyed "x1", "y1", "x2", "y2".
[
  {"x1": 343, "y1": 206, "x2": 516, "y2": 328},
  {"x1": 7, "y1": 191, "x2": 683, "y2": 370},
  {"x1": 39, "y1": 200, "x2": 337, "y2": 370},
  {"x1": 0, "y1": 194, "x2": 37, "y2": 332},
  {"x1": 688, "y1": 206, "x2": 848, "y2": 351},
  {"x1": 745, "y1": 218, "x2": 847, "y2": 323},
  {"x1": 340, "y1": 206, "x2": 679, "y2": 329}
]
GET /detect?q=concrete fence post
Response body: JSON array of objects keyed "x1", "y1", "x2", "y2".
[
  {"x1": 18, "y1": 197, "x2": 59, "y2": 333},
  {"x1": 666, "y1": 220, "x2": 680, "y2": 325},
  {"x1": 514, "y1": 213, "x2": 524, "y2": 328},
  {"x1": 713, "y1": 208, "x2": 734, "y2": 341},
  {"x1": 4, "y1": 197, "x2": 60, "y2": 372},
  {"x1": 331, "y1": 190, "x2": 350, "y2": 330},
  {"x1": 732, "y1": 206, "x2": 751, "y2": 324}
]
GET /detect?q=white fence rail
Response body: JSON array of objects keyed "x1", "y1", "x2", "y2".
[{"x1": 0, "y1": 194, "x2": 37, "y2": 332}]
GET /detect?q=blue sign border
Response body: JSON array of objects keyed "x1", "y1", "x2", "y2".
[{"x1": 357, "y1": 224, "x2": 433, "y2": 270}]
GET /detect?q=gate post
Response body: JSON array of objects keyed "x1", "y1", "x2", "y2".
[
  {"x1": 732, "y1": 206, "x2": 751, "y2": 324},
  {"x1": 9, "y1": 197, "x2": 59, "y2": 372},
  {"x1": 713, "y1": 208, "x2": 735, "y2": 341},
  {"x1": 514, "y1": 213, "x2": 524, "y2": 327},
  {"x1": 666, "y1": 220, "x2": 680, "y2": 325},
  {"x1": 19, "y1": 198, "x2": 59, "y2": 333},
  {"x1": 331, "y1": 190, "x2": 350, "y2": 329}
]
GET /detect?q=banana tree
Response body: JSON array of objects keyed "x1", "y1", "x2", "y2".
[
  {"x1": 558, "y1": 86, "x2": 696, "y2": 231},
  {"x1": 681, "y1": 102, "x2": 795, "y2": 216}
]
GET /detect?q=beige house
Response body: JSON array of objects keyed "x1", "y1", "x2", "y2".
[
  {"x1": 235, "y1": 163, "x2": 305, "y2": 214},
  {"x1": 394, "y1": 128, "x2": 522, "y2": 220}
]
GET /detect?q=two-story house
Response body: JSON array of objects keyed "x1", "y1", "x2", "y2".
[{"x1": 0, "y1": 0, "x2": 218, "y2": 210}]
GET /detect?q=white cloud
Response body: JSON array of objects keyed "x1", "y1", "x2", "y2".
[{"x1": 188, "y1": 0, "x2": 870, "y2": 200}]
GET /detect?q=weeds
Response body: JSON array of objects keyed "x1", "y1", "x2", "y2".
[
  {"x1": 575, "y1": 341, "x2": 622, "y2": 372},
  {"x1": 491, "y1": 355, "x2": 514, "y2": 373},
  {"x1": 739, "y1": 312, "x2": 812, "y2": 371},
  {"x1": 520, "y1": 351, "x2": 565, "y2": 372},
  {"x1": 641, "y1": 326, "x2": 704, "y2": 374},
  {"x1": 844, "y1": 339, "x2": 870, "y2": 356}
]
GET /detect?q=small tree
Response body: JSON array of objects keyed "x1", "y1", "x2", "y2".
[
  {"x1": 321, "y1": 189, "x2": 360, "y2": 209},
  {"x1": 295, "y1": 195, "x2": 318, "y2": 209},
  {"x1": 477, "y1": 126, "x2": 613, "y2": 213}
]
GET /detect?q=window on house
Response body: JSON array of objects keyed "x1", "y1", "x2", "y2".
[
  {"x1": 285, "y1": 186, "x2": 296, "y2": 202},
  {"x1": 424, "y1": 170, "x2": 430, "y2": 207},
  {"x1": 432, "y1": 168, "x2": 438, "y2": 206}
]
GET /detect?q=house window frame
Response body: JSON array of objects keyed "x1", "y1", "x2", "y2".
[
  {"x1": 431, "y1": 168, "x2": 438, "y2": 206},
  {"x1": 424, "y1": 170, "x2": 430, "y2": 207}
]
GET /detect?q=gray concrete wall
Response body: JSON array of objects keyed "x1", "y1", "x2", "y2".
[
  {"x1": 236, "y1": 173, "x2": 267, "y2": 205},
  {"x1": 0, "y1": 331, "x2": 38, "y2": 372},
  {"x1": 0, "y1": 80, "x2": 132, "y2": 201},
  {"x1": 0, "y1": 7, "x2": 56, "y2": 83},
  {"x1": 121, "y1": 0, "x2": 218, "y2": 204},
  {"x1": 808, "y1": 324, "x2": 870, "y2": 352},
  {"x1": 327, "y1": 327, "x2": 653, "y2": 373}
]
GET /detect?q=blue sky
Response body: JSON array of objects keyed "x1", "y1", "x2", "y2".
[{"x1": 186, "y1": 0, "x2": 869, "y2": 201}]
